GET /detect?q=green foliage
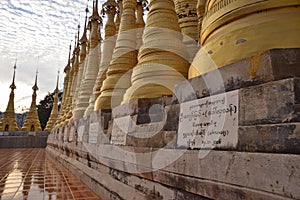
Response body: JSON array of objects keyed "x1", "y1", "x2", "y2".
[{"x1": 37, "y1": 91, "x2": 63, "y2": 130}]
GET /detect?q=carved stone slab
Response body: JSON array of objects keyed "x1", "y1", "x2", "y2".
[
  {"x1": 89, "y1": 123, "x2": 100, "y2": 144},
  {"x1": 111, "y1": 116, "x2": 131, "y2": 145},
  {"x1": 177, "y1": 90, "x2": 239, "y2": 149},
  {"x1": 77, "y1": 125, "x2": 85, "y2": 142}
]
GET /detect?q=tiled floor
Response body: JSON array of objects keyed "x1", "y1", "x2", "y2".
[{"x1": 0, "y1": 148, "x2": 101, "y2": 200}]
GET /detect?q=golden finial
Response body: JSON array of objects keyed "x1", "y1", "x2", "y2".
[
  {"x1": 56, "y1": 69, "x2": 60, "y2": 91},
  {"x1": 64, "y1": 43, "x2": 72, "y2": 73},
  {"x1": 90, "y1": 0, "x2": 102, "y2": 23},
  {"x1": 33, "y1": 68, "x2": 38, "y2": 91},
  {"x1": 80, "y1": 0, "x2": 89, "y2": 44},
  {"x1": 77, "y1": 23, "x2": 80, "y2": 47},
  {"x1": 10, "y1": 59, "x2": 17, "y2": 90}
]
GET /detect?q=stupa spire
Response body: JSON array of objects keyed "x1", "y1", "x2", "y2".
[
  {"x1": 73, "y1": 1, "x2": 92, "y2": 120},
  {"x1": 55, "y1": 69, "x2": 59, "y2": 91},
  {"x1": 33, "y1": 69, "x2": 38, "y2": 91},
  {"x1": 87, "y1": 0, "x2": 118, "y2": 114},
  {"x1": 55, "y1": 44, "x2": 72, "y2": 128},
  {"x1": 74, "y1": 0, "x2": 102, "y2": 119},
  {"x1": 0, "y1": 60, "x2": 19, "y2": 132},
  {"x1": 45, "y1": 70, "x2": 60, "y2": 132},
  {"x1": 67, "y1": 25, "x2": 82, "y2": 123},
  {"x1": 62, "y1": 37, "x2": 78, "y2": 125},
  {"x1": 115, "y1": 0, "x2": 123, "y2": 32},
  {"x1": 10, "y1": 59, "x2": 17, "y2": 90},
  {"x1": 21, "y1": 69, "x2": 42, "y2": 132},
  {"x1": 79, "y1": 1, "x2": 89, "y2": 46}
]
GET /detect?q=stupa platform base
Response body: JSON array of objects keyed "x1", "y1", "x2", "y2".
[
  {"x1": 47, "y1": 49, "x2": 300, "y2": 200},
  {"x1": 0, "y1": 132, "x2": 48, "y2": 148}
]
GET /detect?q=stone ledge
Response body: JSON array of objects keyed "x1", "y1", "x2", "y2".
[
  {"x1": 174, "y1": 48, "x2": 300, "y2": 103},
  {"x1": 47, "y1": 146, "x2": 148, "y2": 200},
  {"x1": 47, "y1": 145, "x2": 300, "y2": 199},
  {"x1": 238, "y1": 123, "x2": 300, "y2": 154},
  {"x1": 239, "y1": 78, "x2": 300, "y2": 126}
]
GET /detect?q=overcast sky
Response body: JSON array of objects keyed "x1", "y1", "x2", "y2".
[{"x1": 0, "y1": 0, "x2": 106, "y2": 113}]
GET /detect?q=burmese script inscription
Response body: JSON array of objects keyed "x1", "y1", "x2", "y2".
[
  {"x1": 177, "y1": 90, "x2": 239, "y2": 149},
  {"x1": 77, "y1": 125, "x2": 84, "y2": 142},
  {"x1": 89, "y1": 123, "x2": 100, "y2": 144},
  {"x1": 111, "y1": 116, "x2": 131, "y2": 145}
]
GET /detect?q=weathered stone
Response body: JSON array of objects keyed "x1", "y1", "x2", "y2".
[
  {"x1": 238, "y1": 123, "x2": 300, "y2": 154},
  {"x1": 113, "y1": 97, "x2": 173, "y2": 119},
  {"x1": 175, "y1": 49, "x2": 300, "y2": 103},
  {"x1": 47, "y1": 144, "x2": 300, "y2": 199},
  {"x1": 239, "y1": 78, "x2": 299, "y2": 125},
  {"x1": 163, "y1": 105, "x2": 180, "y2": 131}
]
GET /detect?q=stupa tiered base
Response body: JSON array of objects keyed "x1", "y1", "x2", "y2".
[
  {"x1": 96, "y1": 0, "x2": 138, "y2": 110},
  {"x1": 122, "y1": 0, "x2": 190, "y2": 103},
  {"x1": 189, "y1": 0, "x2": 300, "y2": 78}
]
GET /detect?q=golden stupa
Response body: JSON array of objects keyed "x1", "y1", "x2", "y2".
[
  {"x1": 21, "y1": 72, "x2": 42, "y2": 132},
  {"x1": 122, "y1": 0, "x2": 190, "y2": 102},
  {"x1": 174, "y1": 0, "x2": 199, "y2": 62},
  {"x1": 55, "y1": 45, "x2": 72, "y2": 128},
  {"x1": 0, "y1": 61, "x2": 19, "y2": 132},
  {"x1": 64, "y1": 34, "x2": 81, "y2": 125},
  {"x1": 44, "y1": 71, "x2": 60, "y2": 132},
  {"x1": 73, "y1": 6, "x2": 89, "y2": 120},
  {"x1": 174, "y1": 0, "x2": 198, "y2": 41},
  {"x1": 115, "y1": 0, "x2": 123, "y2": 33},
  {"x1": 189, "y1": 0, "x2": 300, "y2": 78},
  {"x1": 92, "y1": 0, "x2": 118, "y2": 111},
  {"x1": 76, "y1": 0, "x2": 102, "y2": 118},
  {"x1": 86, "y1": 0, "x2": 118, "y2": 115},
  {"x1": 61, "y1": 48, "x2": 74, "y2": 126},
  {"x1": 96, "y1": 0, "x2": 138, "y2": 109},
  {"x1": 135, "y1": 0, "x2": 146, "y2": 50},
  {"x1": 69, "y1": 28, "x2": 81, "y2": 120}
]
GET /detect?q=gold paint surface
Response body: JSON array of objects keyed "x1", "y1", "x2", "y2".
[
  {"x1": 96, "y1": 0, "x2": 138, "y2": 109},
  {"x1": 189, "y1": 0, "x2": 300, "y2": 78},
  {"x1": 122, "y1": 0, "x2": 190, "y2": 102}
]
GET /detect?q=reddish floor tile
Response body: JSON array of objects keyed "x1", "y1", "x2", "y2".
[{"x1": 0, "y1": 148, "x2": 101, "y2": 200}]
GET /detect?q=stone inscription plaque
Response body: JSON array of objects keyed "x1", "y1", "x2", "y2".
[
  {"x1": 177, "y1": 90, "x2": 239, "y2": 149},
  {"x1": 69, "y1": 126, "x2": 75, "y2": 142},
  {"x1": 111, "y1": 116, "x2": 131, "y2": 145},
  {"x1": 77, "y1": 125, "x2": 84, "y2": 142},
  {"x1": 63, "y1": 127, "x2": 69, "y2": 142},
  {"x1": 88, "y1": 123, "x2": 100, "y2": 144}
]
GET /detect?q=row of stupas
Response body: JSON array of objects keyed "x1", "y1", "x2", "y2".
[
  {"x1": 50, "y1": 0, "x2": 300, "y2": 132},
  {"x1": 4, "y1": 0, "x2": 297, "y2": 133},
  {"x1": 51, "y1": 0, "x2": 198, "y2": 131},
  {"x1": 0, "y1": 61, "x2": 44, "y2": 132}
]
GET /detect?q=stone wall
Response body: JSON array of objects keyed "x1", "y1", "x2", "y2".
[
  {"x1": 47, "y1": 49, "x2": 300, "y2": 200},
  {"x1": 0, "y1": 133, "x2": 48, "y2": 148}
]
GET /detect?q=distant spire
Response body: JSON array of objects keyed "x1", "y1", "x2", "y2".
[
  {"x1": 65, "y1": 43, "x2": 72, "y2": 72},
  {"x1": 80, "y1": 0, "x2": 89, "y2": 44},
  {"x1": 33, "y1": 68, "x2": 38, "y2": 91},
  {"x1": 10, "y1": 59, "x2": 17, "y2": 90},
  {"x1": 77, "y1": 23, "x2": 80, "y2": 47},
  {"x1": 73, "y1": 34, "x2": 77, "y2": 55},
  {"x1": 56, "y1": 69, "x2": 60, "y2": 91},
  {"x1": 68, "y1": 43, "x2": 72, "y2": 62}
]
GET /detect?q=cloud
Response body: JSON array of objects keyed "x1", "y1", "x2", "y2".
[{"x1": 0, "y1": 0, "x2": 106, "y2": 112}]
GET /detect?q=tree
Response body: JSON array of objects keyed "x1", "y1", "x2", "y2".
[{"x1": 37, "y1": 91, "x2": 63, "y2": 130}]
